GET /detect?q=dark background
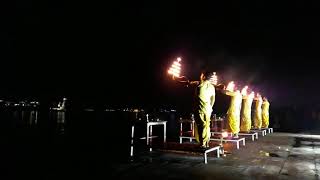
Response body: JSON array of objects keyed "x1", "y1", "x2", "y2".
[
  {"x1": 1, "y1": 1, "x2": 320, "y2": 109},
  {"x1": 1, "y1": 2, "x2": 320, "y2": 179}
]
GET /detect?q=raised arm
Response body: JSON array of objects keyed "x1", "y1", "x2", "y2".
[
  {"x1": 173, "y1": 76, "x2": 199, "y2": 87},
  {"x1": 210, "y1": 86, "x2": 215, "y2": 107}
]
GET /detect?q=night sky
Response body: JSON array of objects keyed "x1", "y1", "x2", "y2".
[{"x1": 1, "y1": 1, "x2": 320, "y2": 108}]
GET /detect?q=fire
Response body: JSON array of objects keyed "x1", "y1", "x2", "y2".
[
  {"x1": 241, "y1": 86, "x2": 248, "y2": 96},
  {"x1": 249, "y1": 91, "x2": 255, "y2": 99},
  {"x1": 209, "y1": 72, "x2": 218, "y2": 85},
  {"x1": 255, "y1": 93, "x2": 263, "y2": 101},
  {"x1": 226, "y1": 81, "x2": 235, "y2": 92},
  {"x1": 256, "y1": 93, "x2": 261, "y2": 98},
  {"x1": 168, "y1": 57, "x2": 182, "y2": 78}
]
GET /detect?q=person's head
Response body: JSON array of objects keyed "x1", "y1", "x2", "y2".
[
  {"x1": 263, "y1": 97, "x2": 268, "y2": 101},
  {"x1": 200, "y1": 70, "x2": 213, "y2": 81}
]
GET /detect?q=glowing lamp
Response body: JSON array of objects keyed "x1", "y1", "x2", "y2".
[
  {"x1": 249, "y1": 91, "x2": 255, "y2": 99},
  {"x1": 168, "y1": 57, "x2": 182, "y2": 78},
  {"x1": 209, "y1": 72, "x2": 218, "y2": 85},
  {"x1": 226, "y1": 81, "x2": 235, "y2": 92},
  {"x1": 241, "y1": 86, "x2": 248, "y2": 96},
  {"x1": 256, "y1": 93, "x2": 261, "y2": 98}
]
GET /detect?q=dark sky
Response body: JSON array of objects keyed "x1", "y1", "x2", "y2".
[{"x1": 1, "y1": 1, "x2": 320, "y2": 107}]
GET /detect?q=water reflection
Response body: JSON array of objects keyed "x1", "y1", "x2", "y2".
[
  {"x1": 4, "y1": 108, "x2": 180, "y2": 142},
  {"x1": 1, "y1": 107, "x2": 185, "y2": 163},
  {"x1": 13, "y1": 110, "x2": 37, "y2": 128},
  {"x1": 57, "y1": 111, "x2": 65, "y2": 134},
  {"x1": 51, "y1": 110, "x2": 66, "y2": 134},
  {"x1": 2, "y1": 108, "x2": 67, "y2": 135},
  {"x1": 29, "y1": 110, "x2": 38, "y2": 126}
]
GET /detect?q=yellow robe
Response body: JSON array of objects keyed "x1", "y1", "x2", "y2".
[
  {"x1": 240, "y1": 95, "x2": 254, "y2": 132},
  {"x1": 262, "y1": 100, "x2": 270, "y2": 128},
  {"x1": 253, "y1": 97, "x2": 263, "y2": 129},
  {"x1": 194, "y1": 80, "x2": 215, "y2": 147},
  {"x1": 225, "y1": 91, "x2": 241, "y2": 134}
]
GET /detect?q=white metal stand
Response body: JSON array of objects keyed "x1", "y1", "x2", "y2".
[
  {"x1": 146, "y1": 121, "x2": 167, "y2": 145},
  {"x1": 209, "y1": 137, "x2": 245, "y2": 149},
  {"x1": 260, "y1": 127, "x2": 273, "y2": 133},
  {"x1": 178, "y1": 136, "x2": 222, "y2": 164},
  {"x1": 238, "y1": 132, "x2": 258, "y2": 141},
  {"x1": 251, "y1": 129, "x2": 267, "y2": 136}
]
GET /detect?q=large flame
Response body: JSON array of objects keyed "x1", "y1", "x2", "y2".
[
  {"x1": 256, "y1": 93, "x2": 262, "y2": 101},
  {"x1": 168, "y1": 57, "x2": 182, "y2": 78},
  {"x1": 249, "y1": 91, "x2": 255, "y2": 99},
  {"x1": 226, "y1": 81, "x2": 235, "y2": 92},
  {"x1": 241, "y1": 86, "x2": 248, "y2": 96},
  {"x1": 256, "y1": 92, "x2": 261, "y2": 98},
  {"x1": 209, "y1": 72, "x2": 218, "y2": 85}
]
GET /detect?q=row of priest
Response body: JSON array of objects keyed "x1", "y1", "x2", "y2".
[
  {"x1": 214, "y1": 83, "x2": 270, "y2": 136},
  {"x1": 167, "y1": 57, "x2": 270, "y2": 138}
]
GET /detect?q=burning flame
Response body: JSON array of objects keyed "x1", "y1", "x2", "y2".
[
  {"x1": 256, "y1": 93, "x2": 261, "y2": 98},
  {"x1": 255, "y1": 93, "x2": 263, "y2": 101},
  {"x1": 226, "y1": 81, "x2": 235, "y2": 92},
  {"x1": 209, "y1": 72, "x2": 218, "y2": 85},
  {"x1": 249, "y1": 91, "x2": 255, "y2": 99},
  {"x1": 241, "y1": 86, "x2": 248, "y2": 96},
  {"x1": 168, "y1": 57, "x2": 182, "y2": 78}
]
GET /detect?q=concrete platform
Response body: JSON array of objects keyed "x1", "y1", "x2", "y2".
[
  {"x1": 112, "y1": 132, "x2": 320, "y2": 180},
  {"x1": 159, "y1": 142, "x2": 222, "y2": 164}
]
